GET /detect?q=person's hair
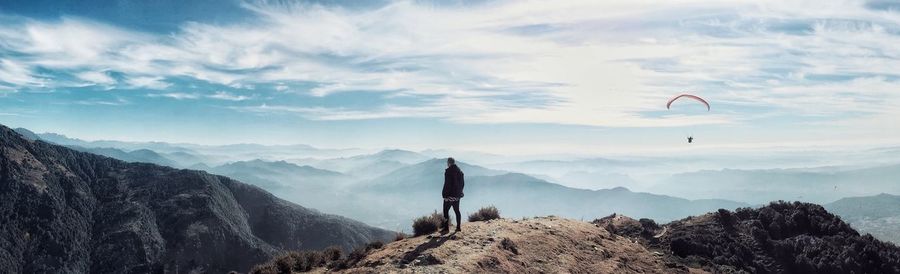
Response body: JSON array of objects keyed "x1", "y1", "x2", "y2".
[{"x1": 447, "y1": 157, "x2": 455, "y2": 165}]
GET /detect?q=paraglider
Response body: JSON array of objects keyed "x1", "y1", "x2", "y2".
[
  {"x1": 667, "y1": 94, "x2": 710, "y2": 111},
  {"x1": 667, "y1": 93, "x2": 709, "y2": 143}
]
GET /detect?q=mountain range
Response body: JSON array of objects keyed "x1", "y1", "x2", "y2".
[
  {"x1": 655, "y1": 165, "x2": 900, "y2": 204},
  {"x1": 0, "y1": 125, "x2": 393, "y2": 273},
  {"x1": 338, "y1": 159, "x2": 747, "y2": 230}
]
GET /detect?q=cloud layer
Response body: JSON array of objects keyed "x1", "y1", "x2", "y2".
[{"x1": 1, "y1": 0, "x2": 899, "y2": 133}]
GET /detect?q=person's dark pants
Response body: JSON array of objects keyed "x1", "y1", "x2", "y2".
[{"x1": 442, "y1": 200, "x2": 461, "y2": 231}]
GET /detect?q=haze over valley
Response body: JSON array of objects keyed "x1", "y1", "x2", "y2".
[{"x1": 13, "y1": 126, "x2": 900, "y2": 244}]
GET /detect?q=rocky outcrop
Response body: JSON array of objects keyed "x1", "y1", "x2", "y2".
[
  {"x1": 257, "y1": 202, "x2": 900, "y2": 273},
  {"x1": 275, "y1": 216, "x2": 706, "y2": 273},
  {"x1": 599, "y1": 202, "x2": 900, "y2": 273}
]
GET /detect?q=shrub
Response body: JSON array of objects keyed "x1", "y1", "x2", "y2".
[
  {"x1": 365, "y1": 241, "x2": 384, "y2": 250},
  {"x1": 468, "y1": 206, "x2": 500, "y2": 222},
  {"x1": 251, "y1": 240, "x2": 393, "y2": 272},
  {"x1": 393, "y1": 232, "x2": 408, "y2": 242},
  {"x1": 322, "y1": 246, "x2": 342, "y2": 263},
  {"x1": 292, "y1": 251, "x2": 324, "y2": 272},
  {"x1": 249, "y1": 263, "x2": 278, "y2": 274},
  {"x1": 412, "y1": 211, "x2": 445, "y2": 236}
]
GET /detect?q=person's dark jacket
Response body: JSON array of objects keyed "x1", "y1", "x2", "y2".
[{"x1": 442, "y1": 164, "x2": 465, "y2": 198}]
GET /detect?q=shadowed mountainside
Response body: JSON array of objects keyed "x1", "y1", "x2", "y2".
[{"x1": 0, "y1": 124, "x2": 393, "y2": 274}]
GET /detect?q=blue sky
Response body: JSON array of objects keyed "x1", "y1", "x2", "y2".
[{"x1": 1, "y1": 0, "x2": 899, "y2": 154}]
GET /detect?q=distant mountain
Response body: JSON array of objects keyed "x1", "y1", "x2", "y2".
[
  {"x1": 558, "y1": 171, "x2": 638, "y2": 190},
  {"x1": 292, "y1": 149, "x2": 430, "y2": 180},
  {"x1": 364, "y1": 158, "x2": 504, "y2": 188},
  {"x1": 599, "y1": 201, "x2": 900, "y2": 273},
  {"x1": 655, "y1": 165, "x2": 900, "y2": 204},
  {"x1": 12, "y1": 127, "x2": 39, "y2": 141},
  {"x1": 67, "y1": 146, "x2": 179, "y2": 167},
  {"x1": 419, "y1": 149, "x2": 508, "y2": 164},
  {"x1": 826, "y1": 193, "x2": 900, "y2": 244},
  {"x1": 208, "y1": 159, "x2": 356, "y2": 214},
  {"x1": 333, "y1": 159, "x2": 745, "y2": 229},
  {"x1": 163, "y1": 151, "x2": 208, "y2": 167},
  {"x1": 210, "y1": 159, "x2": 350, "y2": 189},
  {"x1": 0, "y1": 125, "x2": 393, "y2": 273},
  {"x1": 12, "y1": 128, "x2": 365, "y2": 163}
]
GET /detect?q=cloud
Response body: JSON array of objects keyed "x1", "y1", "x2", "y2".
[
  {"x1": 147, "y1": 90, "x2": 252, "y2": 101},
  {"x1": 74, "y1": 71, "x2": 116, "y2": 86},
  {"x1": 1, "y1": 0, "x2": 900, "y2": 133},
  {"x1": 125, "y1": 76, "x2": 171, "y2": 90},
  {"x1": 208, "y1": 91, "x2": 251, "y2": 101},
  {"x1": 147, "y1": 92, "x2": 199, "y2": 100},
  {"x1": 72, "y1": 97, "x2": 129, "y2": 106}
]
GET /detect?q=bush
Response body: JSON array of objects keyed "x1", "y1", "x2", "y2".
[
  {"x1": 250, "y1": 240, "x2": 391, "y2": 272},
  {"x1": 393, "y1": 232, "x2": 408, "y2": 242},
  {"x1": 412, "y1": 211, "x2": 445, "y2": 236},
  {"x1": 322, "y1": 246, "x2": 342, "y2": 263},
  {"x1": 366, "y1": 241, "x2": 384, "y2": 250},
  {"x1": 260, "y1": 251, "x2": 328, "y2": 274},
  {"x1": 249, "y1": 263, "x2": 278, "y2": 274},
  {"x1": 468, "y1": 206, "x2": 500, "y2": 222}
]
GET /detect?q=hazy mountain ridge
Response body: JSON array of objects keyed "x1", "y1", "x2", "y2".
[
  {"x1": 826, "y1": 193, "x2": 900, "y2": 244},
  {"x1": 15, "y1": 127, "x2": 900, "y2": 245},
  {"x1": 289, "y1": 149, "x2": 429, "y2": 180},
  {"x1": 656, "y1": 164, "x2": 900, "y2": 204},
  {"x1": 0, "y1": 125, "x2": 393, "y2": 273},
  {"x1": 340, "y1": 159, "x2": 746, "y2": 229}
]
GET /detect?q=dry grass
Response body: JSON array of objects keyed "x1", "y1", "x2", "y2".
[{"x1": 468, "y1": 206, "x2": 500, "y2": 222}]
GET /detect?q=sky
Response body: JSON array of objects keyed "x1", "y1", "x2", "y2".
[{"x1": 1, "y1": 0, "x2": 899, "y2": 155}]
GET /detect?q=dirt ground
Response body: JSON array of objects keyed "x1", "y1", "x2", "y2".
[{"x1": 321, "y1": 216, "x2": 707, "y2": 274}]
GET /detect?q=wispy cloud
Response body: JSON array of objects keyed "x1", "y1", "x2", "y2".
[
  {"x1": 72, "y1": 97, "x2": 129, "y2": 106},
  {"x1": 1, "y1": 0, "x2": 899, "y2": 134},
  {"x1": 146, "y1": 92, "x2": 199, "y2": 100},
  {"x1": 208, "y1": 91, "x2": 251, "y2": 101}
]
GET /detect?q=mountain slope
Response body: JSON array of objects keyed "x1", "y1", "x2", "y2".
[
  {"x1": 826, "y1": 193, "x2": 900, "y2": 244},
  {"x1": 0, "y1": 125, "x2": 393, "y2": 274}
]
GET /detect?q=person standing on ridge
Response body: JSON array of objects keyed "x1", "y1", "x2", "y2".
[{"x1": 442, "y1": 157, "x2": 465, "y2": 234}]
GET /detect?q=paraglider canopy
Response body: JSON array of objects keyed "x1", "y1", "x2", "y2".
[{"x1": 666, "y1": 94, "x2": 710, "y2": 111}]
